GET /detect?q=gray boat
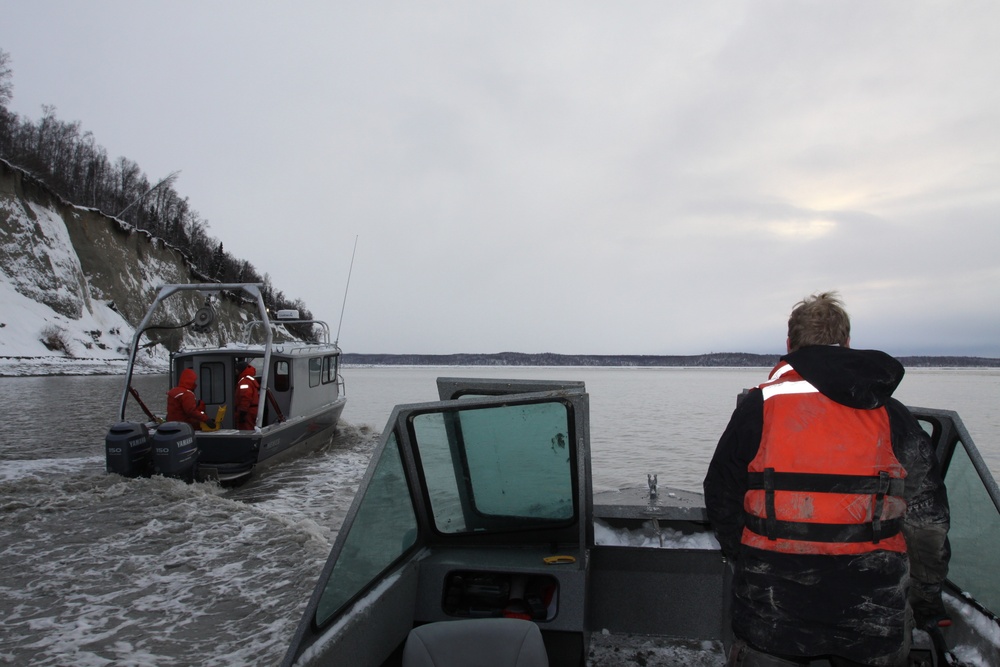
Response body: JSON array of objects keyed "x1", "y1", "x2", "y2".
[
  {"x1": 282, "y1": 377, "x2": 999, "y2": 666},
  {"x1": 105, "y1": 283, "x2": 346, "y2": 485}
]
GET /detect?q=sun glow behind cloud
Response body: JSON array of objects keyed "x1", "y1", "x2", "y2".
[{"x1": 766, "y1": 217, "x2": 837, "y2": 240}]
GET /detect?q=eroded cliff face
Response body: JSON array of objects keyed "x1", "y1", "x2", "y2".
[
  {"x1": 0, "y1": 159, "x2": 259, "y2": 372},
  {"x1": 0, "y1": 161, "x2": 91, "y2": 320}
]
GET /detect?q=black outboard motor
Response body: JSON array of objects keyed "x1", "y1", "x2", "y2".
[
  {"x1": 105, "y1": 422, "x2": 152, "y2": 477},
  {"x1": 151, "y1": 422, "x2": 199, "y2": 482}
]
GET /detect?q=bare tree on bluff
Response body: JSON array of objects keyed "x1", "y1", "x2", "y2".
[
  {"x1": 0, "y1": 49, "x2": 14, "y2": 146},
  {"x1": 0, "y1": 49, "x2": 12, "y2": 107}
]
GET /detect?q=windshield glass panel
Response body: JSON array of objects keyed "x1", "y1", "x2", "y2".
[
  {"x1": 411, "y1": 401, "x2": 574, "y2": 534},
  {"x1": 314, "y1": 432, "x2": 417, "y2": 626},
  {"x1": 941, "y1": 438, "x2": 1000, "y2": 615}
]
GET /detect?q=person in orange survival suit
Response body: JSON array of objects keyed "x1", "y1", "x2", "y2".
[
  {"x1": 235, "y1": 363, "x2": 261, "y2": 430},
  {"x1": 704, "y1": 291, "x2": 950, "y2": 667},
  {"x1": 166, "y1": 368, "x2": 213, "y2": 429}
]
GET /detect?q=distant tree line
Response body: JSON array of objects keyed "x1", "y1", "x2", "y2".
[
  {"x1": 0, "y1": 48, "x2": 316, "y2": 340},
  {"x1": 341, "y1": 352, "x2": 786, "y2": 366},
  {"x1": 342, "y1": 352, "x2": 1000, "y2": 367}
]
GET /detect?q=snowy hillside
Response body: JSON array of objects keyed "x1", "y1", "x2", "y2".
[
  {"x1": 0, "y1": 272, "x2": 151, "y2": 376},
  {"x1": 0, "y1": 195, "x2": 168, "y2": 376},
  {"x1": 0, "y1": 160, "x2": 241, "y2": 377}
]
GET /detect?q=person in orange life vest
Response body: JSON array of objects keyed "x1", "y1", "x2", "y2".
[
  {"x1": 235, "y1": 364, "x2": 261, "y2": 430},
  {"x1": 704, "y1": 292, "x2": 949, "y2": 667},
  {"x1": 166, "y1": 368, "x2": 213, "y2": 429}
]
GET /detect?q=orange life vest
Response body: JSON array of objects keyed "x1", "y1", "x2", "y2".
[{"x1": 741, "y1": 362, "x2": 907, "y2": 556}]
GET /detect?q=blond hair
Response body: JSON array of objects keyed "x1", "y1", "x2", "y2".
[{"x1": 787, "y1": 291, "x2": 851, "y2": 352}]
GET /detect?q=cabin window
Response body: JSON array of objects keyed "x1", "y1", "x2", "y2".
[
  {"x1": 322, "y1": 355, "x2": 338, "y2": 384},
  {"x1": 410, "y1": 401, "x2": 575, "y2": 534},
  {"x1": 940, "y1": 436, "x2": 1000, "y2": 615},
  {"x1": 273, "y1": 361, "x2": 290, "y2": 392},
  {"x1": 309, "y1": 357, "x2": 322, "y2": 388},
  {"x1": 314, "y1": 432, "x2": 417, "y2": 627},
  {"x1": 198, "y1": 362, "x2": 226, "y2": 404}
]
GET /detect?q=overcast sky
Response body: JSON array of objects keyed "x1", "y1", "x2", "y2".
[{"x1": 3, "y1": 1, "x2": 998, "y2": 356}]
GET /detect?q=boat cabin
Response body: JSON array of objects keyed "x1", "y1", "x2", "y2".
[{"x1": 169, "y1": 336, "x2": 343, "y2": 432}]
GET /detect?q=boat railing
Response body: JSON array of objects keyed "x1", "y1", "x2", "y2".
[
  {"x1": 279, "y1": 343, "x2": 342, "y2": 356},
  {"x1": 908, "y1": 406, "x2": 1000, "y2": 624},
  {"x1": 243, "y1": 319, "x2": 331, "y2": 346}
]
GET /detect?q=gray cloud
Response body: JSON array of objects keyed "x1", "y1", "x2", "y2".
[{"x1": 2, "y1": 1, "x2": 998, "y2": 355}]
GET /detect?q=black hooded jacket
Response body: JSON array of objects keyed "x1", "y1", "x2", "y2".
[{"x1": 704, "y1": 345, "x2": 949, "y2": 665}]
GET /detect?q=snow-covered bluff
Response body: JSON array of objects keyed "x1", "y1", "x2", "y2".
[{"x1": 0, "y1": 159, "x2": 255, "y2": 376}]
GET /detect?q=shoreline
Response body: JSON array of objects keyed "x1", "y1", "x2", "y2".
[{"x1": 3, "y1": 356, "x2": 1000, "y2": 378}]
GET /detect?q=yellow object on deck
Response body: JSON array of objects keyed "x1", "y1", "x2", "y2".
[
  {"x1": 542, "y1": 555, "x2": 576, "y2": 565},
  {"x1": 200, "y1": 405, "x2": 227, "y2": 431}
]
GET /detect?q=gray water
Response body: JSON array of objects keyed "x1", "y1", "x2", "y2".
[
  {"x1": 0, "y1": 367, "x2": 997, "y2": 665},
  {"x1": 338, "y1": 366, "x2": 1000, "y2": 490}
]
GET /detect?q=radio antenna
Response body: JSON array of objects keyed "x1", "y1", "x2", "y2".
[{"x1": 335, "y1": 235, "x2": 358, "y2": 346}]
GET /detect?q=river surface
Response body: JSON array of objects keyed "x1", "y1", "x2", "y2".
[{"x1": 0, "y1": 366, "x2": 997, "y2": 665}]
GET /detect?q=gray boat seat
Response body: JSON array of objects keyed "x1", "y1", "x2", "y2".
[{"x1": 402, "y1": 618, "x2": 549, "y2": 667}]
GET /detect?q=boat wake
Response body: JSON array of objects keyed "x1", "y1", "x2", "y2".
[{"x1": 0, "y1": 421, "x2": 379, "y2": 666}]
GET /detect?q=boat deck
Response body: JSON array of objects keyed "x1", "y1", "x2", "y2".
[
  {"x1": 587, "y1": 633, "x2": 725, "y2": 666},
  {"x1": 587, "y1": 630, "x2": 948, "y2": 666}
]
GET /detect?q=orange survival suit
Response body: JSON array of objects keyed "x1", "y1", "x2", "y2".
[
  {"x1": 166, "y1": 368, "x2": 209, "y2": 429},
  {"x1": 235, "y1": 364, "x2": 261, "y2": 430}
]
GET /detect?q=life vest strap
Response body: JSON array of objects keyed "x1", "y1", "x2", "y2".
[
  {"x1": 744, "y1": 514, "x2": 903, "y2": 544},
  {"x1": 747, "y1": 470, "x2": 906, "y2": 497}
]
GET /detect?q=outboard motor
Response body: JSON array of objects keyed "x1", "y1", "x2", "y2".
[
  {"x1": 151, "y1": 422, "x2": 199, "y2": 482},
  {"x1": 105, "y1": 422, "x2": 152, "y2": 478}
]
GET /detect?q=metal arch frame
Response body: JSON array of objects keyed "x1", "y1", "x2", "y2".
[{"x1": 118, "y1": 283, "x2": 271, "y2": 423}]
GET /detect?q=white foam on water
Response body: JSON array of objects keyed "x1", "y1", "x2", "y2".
[
  {"x1": 0, "y1": 422, "x2": 378, "y2": 666},
  {"x1": 594, "y1": 517, "x2": 720, "y2": 550}
]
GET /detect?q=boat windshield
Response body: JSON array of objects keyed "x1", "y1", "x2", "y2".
[
  {"x1": 311, "y1": 393, "x2": 581, "y2": 630},
  {"x1": 315, "y1": 431, "x2": 417, "y2": 627},
  {"x1": 410, "y1": 400, "x2": 576, "y2": 534}
]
